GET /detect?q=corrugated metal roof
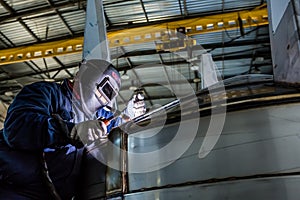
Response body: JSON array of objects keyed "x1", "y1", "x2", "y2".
[
  {"x1": 61, "y1": 10, "x2": 86, "y2": 33},
  {"x1": 24, "y1": 15, "x2": 69, "y2": 40},
  {"x1": 143, "y1": 0, "x2": 182, "y2": 21},
  {"x1": 105, "y1": 0, "x2": 147, "y2": 25},
  {"x1": 5, "y1": 0, "x2": 47, "y2": 11},
  {"x1": 0, "y1": 22, "x2": 35, "y2": 45},
  {"x1": 0, "y1": 0, "x2": 271, "y2": 111}
]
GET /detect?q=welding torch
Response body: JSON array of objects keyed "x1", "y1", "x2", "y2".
[
  {"x1": 99, "y1": 89, "x2": 146, "y2": 126},
  {"x1": 98, "y1": 105, "x2": 131, "y2": 126}
]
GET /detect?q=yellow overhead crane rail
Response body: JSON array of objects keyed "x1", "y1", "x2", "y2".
[{"x1": 0, "y1": 4, "x2": 268, "y2": 65}]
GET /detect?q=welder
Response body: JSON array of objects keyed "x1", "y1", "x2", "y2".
[{"x1": 0, "y1": 59, "x2": 145, "y2": 199}]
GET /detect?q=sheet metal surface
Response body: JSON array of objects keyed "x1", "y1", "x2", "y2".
[
  {"x1": 123, "y1": 176, "x2": 300, "y2": 200},
  {"x1": 127, "y1": 102, "x2": 300, "y2": 192}
]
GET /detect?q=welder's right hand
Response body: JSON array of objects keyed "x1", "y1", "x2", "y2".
[{"x1": 70, "y1": 119, "x2": 108, "y2": 147}]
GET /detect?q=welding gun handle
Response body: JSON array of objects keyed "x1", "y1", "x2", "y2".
[
  {"x1": 102, "y1": 119, "x2": 110, "y2": 126},
  {"x1": 98, "y1": 115, "x2": 114, "y2": 126}
]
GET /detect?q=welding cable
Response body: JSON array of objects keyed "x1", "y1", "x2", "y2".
[{"x1": 40, "y1": 152, "x2": 62, "y2": 200}]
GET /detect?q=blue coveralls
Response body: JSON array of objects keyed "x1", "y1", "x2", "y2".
[{"x1": 0, "y1": 79, "x2": 118, "y2": 199}]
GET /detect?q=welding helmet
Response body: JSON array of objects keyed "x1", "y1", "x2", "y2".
[{"x1": 73, "y1": 59, "x2": 121, "y2": 117}]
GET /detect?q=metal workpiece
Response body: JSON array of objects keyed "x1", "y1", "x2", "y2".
[
  {"x1": 269, "y1": 0, "x2": 300, "y2": 85},
  {"x1": 123, "y1": 176, "x2": 300, "y2": 200},
  {"x1": 105, "y1": 75, "x2": 300, "y2": 199},
  {"x1": 127, "y1": 102, "x2": 300, "y2": 188}
]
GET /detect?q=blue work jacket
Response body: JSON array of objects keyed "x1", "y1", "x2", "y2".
[{"x1": 0, "y1": 79, "x2": 118, "y2": 199}]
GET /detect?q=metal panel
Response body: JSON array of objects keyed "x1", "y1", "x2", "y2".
[
  {"x1": 104, "y1": 0, "x2": 147, "y2": 25},
  {"x1": 143, "y1": 0, "x2": 181, "y2": 21},
  {"x1": 0, "y1": 22, "x2": 36, "y2": 45},
  {"x1": 224, "y1": 0, "x2": 265, "y2": 11},
  {"x1": 270, "y1": 1, "x2": 300, "y2": 84},
  {"x1": 184, "y1": 0, "x2": 223, "y2": 14},
  {"x1": 61, "y1": 10, "x2": 86, "y2": 34},
  {"x1": 185, "y1": 0, "x2": 264, "y2": 15},
  {"x1": 24, "y1": 15, "x2": 70, "y2": 40},
  {"x1": 0, "y1": 4, "x2": 9, "y2": 17},
  {"x1": 127, "y1": 102, "x2": 300, "y2": 192},
  {"x1": 4, "y1": 0, "x2": 47, "y2": 12},
  {"x1": 124, "y1": 176, "x2": 300, "y2": 200}
]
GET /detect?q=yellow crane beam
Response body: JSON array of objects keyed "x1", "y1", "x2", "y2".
[{"x1": 0, "y1": 4, "x2": 268, "y2": 65}]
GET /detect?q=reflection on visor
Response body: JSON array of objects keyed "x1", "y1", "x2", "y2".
[{"x1": 95, "y1": 77, "x2": 118, "y2": 105}]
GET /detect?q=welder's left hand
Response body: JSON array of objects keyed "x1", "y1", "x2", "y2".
[{"x1": 126, "y1": 92, "x2": 146, "y2": 119}]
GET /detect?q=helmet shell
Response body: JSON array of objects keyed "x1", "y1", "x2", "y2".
[{"x1": 73, "y1": 59, "x2": 121, "y2": 118}]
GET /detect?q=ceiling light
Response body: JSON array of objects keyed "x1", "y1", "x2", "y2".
[
  {"x1": 4, "y1": 91, "x2": 14, "y2": 97},
  {"x1": 129, "y1": 86, "x2": 138, "y2": 91},
  {"x1": 43, "y1": 78, "x2": 55, "y2": 82},
  {"x1": 254, "y1": 57, "x2": 264, "y2": 62},
  {"x1": 193, "y1": 78, "x2": 201, "y2": 83}
]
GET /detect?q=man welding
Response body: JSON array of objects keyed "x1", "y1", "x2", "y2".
[{"x1": 0, "y1": 59, "x2": 146, "y2": 199}]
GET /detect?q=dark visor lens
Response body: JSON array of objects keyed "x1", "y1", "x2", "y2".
[{"x1": 101, "y1": 82, "x2": 116, "y2": 100}]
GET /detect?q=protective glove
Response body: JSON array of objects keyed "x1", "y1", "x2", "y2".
[
  {"x1": 70, "y1": 119, "x2": 108, "y2": 147},
  {"x1": 52, "y1": 114, "x2": 107, "y2": 148},
  {"x1": 126, "y1": 92, "x2": 146, "y2": 119}
]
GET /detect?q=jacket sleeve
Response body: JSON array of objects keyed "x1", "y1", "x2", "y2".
[
  {"x1": 96, "y1": 107, "x2": 121, "y2": 133},
  {"x1": 3, "y1": 82, "x2": 73, "y2": 151}
]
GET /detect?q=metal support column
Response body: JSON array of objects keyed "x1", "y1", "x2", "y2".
[
  {"x1": 268, "y1": 0, "x2": 300, "y2": 85},
  {"x1": 83, "y1": 0, "x2": 110, "y2": 61}
]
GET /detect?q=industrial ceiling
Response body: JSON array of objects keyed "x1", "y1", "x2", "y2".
[{"x1": 0, "y1": 0, "x2": 272, "y2": 125}]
